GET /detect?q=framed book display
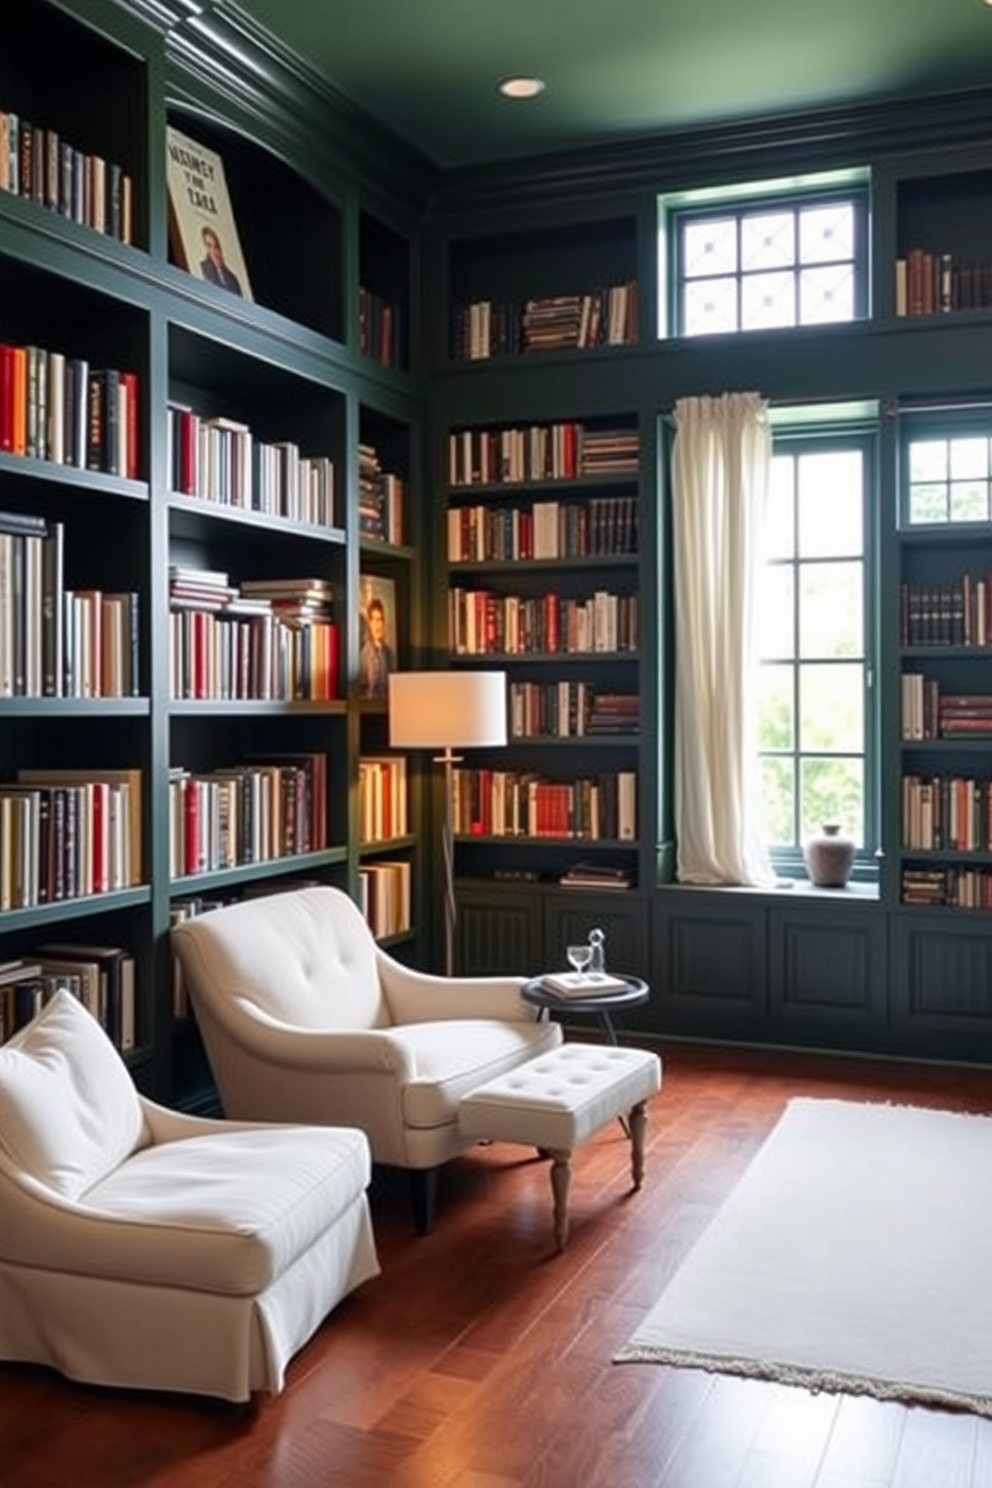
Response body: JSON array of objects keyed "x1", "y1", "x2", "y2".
[
  {"x1": 166, "y1": 124, "x2": 253, "y2": 300},
  {"x1": 358, "y1": 573, "x2": 397, "y2": 699}
]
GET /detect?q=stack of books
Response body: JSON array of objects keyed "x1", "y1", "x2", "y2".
[{"x1": 540, "y1": 970, "x2": 630, "y2": 998}]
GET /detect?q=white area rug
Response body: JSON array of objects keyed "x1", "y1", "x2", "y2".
[{"x1": 615, "y1": 1097, "x2": 992, "y2": 1416}]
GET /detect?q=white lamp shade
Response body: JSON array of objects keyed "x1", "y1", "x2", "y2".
[{"x1": 388, "y1": 670, "x2": 507, "y2": 749}]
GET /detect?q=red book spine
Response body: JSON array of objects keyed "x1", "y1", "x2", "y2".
[
  {"x1": 120, "y1": 371, "x2": 139, "y2": 480},
  {"x1": 183, "y1": 778, "x2": 200, "y2": 876},
  {"x1": 0, "y1": 342, "x2": 15, "y2": 452},
  {"x1": 91, "y1": 780, "x2": 109, "y2": 894}
]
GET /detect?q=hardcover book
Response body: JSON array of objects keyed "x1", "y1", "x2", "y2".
[{"x1": 166, "y1": 125, "x2": 253, "y2": 302}]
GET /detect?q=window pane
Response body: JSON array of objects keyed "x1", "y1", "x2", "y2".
[
  {"x1": 948, "y1": 480, "x2": 990, "y2": 522},
  {"x1": 797, "y1": 451, "x2": 862, "y2": 556},
  {"x1": 949, "y1": 438, "x2": 989, "y2": 479},
  {"x1": 800, "y1": 756, "x2": 864, "y2": 847},
  {"x1": 741, "y1": 211, "x2": 794, "y2": 271},
  {"x1": 907, "y1": 481, "x2": 948, "y2": 524},
  {"x1": 741, "y1": 270, "x2": 795, "y2": 330},
  {"x1": 683, "y1": 277, "x2": 738, "y2": 335},
  {"x1": 758, "y1": 568, "x2": 795, "y2": 659},
  {"x1": 799, "y1": 662, "x2": 864, "y2": 752},
  {"x1": 683, "y1": 217, "x2": 737, "y2": 277},
  {"x1": 758, "y1": 663, "x2": 795, "y2": 748},
  {"x1": 800, "y1": 561, "x2": 863, "y2": 658},
  {"x1": 799, "y1": 264, "x2": 855, "y2": 324},
  {"x1": 909, "y1": 440, "x2": 948, "y2": 482},
  {"x1": 761, "y1": 755, "x2": 795, "y2": 845},
  {"x1": 767, "y1": 456, "x2": 796, "y2": 558},
  {"x1": 799, "y1": 203, "x2": 854, "y2": 264}
]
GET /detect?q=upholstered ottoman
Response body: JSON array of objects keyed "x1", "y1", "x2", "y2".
[{"x1": 458, "y1": 1043, "x2": 662, "y2": 1250}]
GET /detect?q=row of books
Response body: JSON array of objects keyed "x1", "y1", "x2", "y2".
[
  {"x1": 894, "y1": 250, "x2": 992, "y2": 317},
  {"x1": 0, "y1": 511, "x2": 139, "y2": 698},
  {"x1": 168, "y1": 755, "x2": 327, "y2": 877},
  {"x1": 509, "y1": 683, "x2": 640, "y2": 739},
  {"x1": 450, "y1": 768, "x2": 637, "y2": 841},
  {"x1": 449, "y1": 587, "x2": 639, "y2": 656},
  {"x1": 447, "y1": 495, "x2": 639, "y2": 563},
  {"x1": 358, "y1": 756, "x2": 408, "y2": 844},
  {"x1": 169, "y1": 570, "x2": 338, "y2": 701},
  {"x1": 0, "y1": 768, "x2": 143, "y2": 910},
  {"x1": 358, "y1": 860, "x2": 411, "y2": 939},
  {"x1": 358, "y1": 441, "x2": 406, "y2": 546},
  {"x1": 0, "y1": 109, "x2": 134, "y2": 245},
  {"x1": 900, "y1": 578, "x2": 991, "y2": 650},
  {"x1": 902, "y1": 773, "x2": 992, "y2": 852},
  {"x1": 450, "y1": 282, "x2": 638, "y2": 360},
  {"x1": 0, "y1": 944, "x2": 136, "y2": 1051},
  {"x1": 0, "y1": 343, "x2": 139, "y2": 477},
  {"x1": 448, "y1": 422, "x2": 640, "y2": 487},
  {"x1": 167, "y1": 404, "x2": 336, "y2": 527},
  {"x1": 358, "y1": 287, "x2": 402, "y2": 370},
  {"x1": 901, "y1": 675, "x2": 992, "y2": 740},
  {"x1": 901, "y1": 867, "x2": 992, "y2": 910}
]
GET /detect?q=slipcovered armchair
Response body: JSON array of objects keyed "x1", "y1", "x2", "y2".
[
  {"x1": 0, "y1": 990, "x2": 380, "y2": 1402},
  {"x1": 171, "y1": 885, "x2": 562, "y2": 1231}
]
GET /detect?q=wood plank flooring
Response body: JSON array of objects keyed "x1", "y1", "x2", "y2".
[{"x1": 3, "y1": 1039, "x2": 992, "y2": 1488}]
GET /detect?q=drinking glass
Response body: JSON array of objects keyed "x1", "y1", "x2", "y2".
[{"x1": 566, "y1": 944, "x2": 592, "y2": 975}]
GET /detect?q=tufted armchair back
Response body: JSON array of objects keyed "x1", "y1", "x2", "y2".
[{"x1": 177, "y1": 885, "x2": 390, "y2": 1031}]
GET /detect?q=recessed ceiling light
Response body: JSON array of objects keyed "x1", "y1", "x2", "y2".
[{"x1": 498, "y1": 77, "x2": 546, "y2": 100}]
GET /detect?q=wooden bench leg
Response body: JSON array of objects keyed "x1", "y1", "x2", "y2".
[
  {"x1": 629, "y1": 1100, "x2": 648, "y2": 1190},
  {"x1": 548, "y1": 1148, "x2": 572, "y2": 1252}
]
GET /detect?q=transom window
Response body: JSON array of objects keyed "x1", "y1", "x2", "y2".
[
  {"x1": 904, "y1": 425, "x2": 992, "y2": 526},
  {"x1": 662, "y1": 175, "x2": 870, "y2": 338},
  {"x1": 758, "y1": 425, "x2": 876, "y2": 862}
]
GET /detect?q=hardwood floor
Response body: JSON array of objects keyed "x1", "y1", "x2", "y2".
[{"x1": 4, "y1": 1039, "x2": 992, "y2": 1488}]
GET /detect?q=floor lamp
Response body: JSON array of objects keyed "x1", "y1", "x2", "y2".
[{"x1": 388, "y1": 670, "x2": 507, "y2": 976}]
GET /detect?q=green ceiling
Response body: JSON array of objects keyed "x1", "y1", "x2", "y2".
[{"x1": 228, "y1": 0, "x2": 992, "y2": 168}]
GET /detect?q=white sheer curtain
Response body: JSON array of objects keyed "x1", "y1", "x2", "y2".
[{"x1": 671, "y1": 392, "x2": 776, "y2": 886}]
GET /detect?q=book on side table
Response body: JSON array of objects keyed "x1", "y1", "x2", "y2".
[{"x1": 541, "y1": 970, "x2": 630, "y2": 997}]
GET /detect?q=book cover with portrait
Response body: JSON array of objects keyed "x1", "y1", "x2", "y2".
[
  {"x1": 166, "y1": 125, "x2": 253, "y2": 301},
  {"x1": 358, "y1": 574, "x2": 397, "y2": 699}
]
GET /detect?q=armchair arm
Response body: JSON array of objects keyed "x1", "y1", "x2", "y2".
[
  {"x1": 376, "y1": 949, "x2": 534, "y2": 1025},
  {"x1": 198, "y1": 998, "x2": 417, "y2": 1078}
]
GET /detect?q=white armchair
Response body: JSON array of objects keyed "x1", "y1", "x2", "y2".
[
  {"x1": 0, "y1": 990, "x2": 380, "y2": 1402},
  {"x1": 171, "y1": 885, "x2": 562, "y2": 1231}
]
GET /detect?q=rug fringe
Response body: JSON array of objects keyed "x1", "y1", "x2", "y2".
[{"x1": 611, "y1": 1346, "x2": 992, "y2": 1418}]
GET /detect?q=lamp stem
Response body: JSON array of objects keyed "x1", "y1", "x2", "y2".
[{"x1": 436, "y1": 747, "x2": 460, "y2": 976}]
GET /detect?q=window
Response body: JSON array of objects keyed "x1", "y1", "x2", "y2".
[
  {"x1": 903, "y1": 420, "x2": 992, "y2": 526},
  {"x1": 757, "y1": 419, "x2": 877, "y2": 868},
  {"x1": 661, "y1": 172, "x2": 870, "y2": 339}
]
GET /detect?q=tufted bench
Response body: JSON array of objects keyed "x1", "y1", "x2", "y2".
[{"x1": 458, "y1": 1043, "x2": 662, "y2": 1251}]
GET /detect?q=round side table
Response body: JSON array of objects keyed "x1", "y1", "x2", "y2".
[{"x1": 521, "y1": 974, "x2": 650, "y2": 1046}]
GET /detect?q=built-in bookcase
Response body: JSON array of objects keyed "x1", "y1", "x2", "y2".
[{"x1": 0, "y1": 0, "x2": 425, "y2": 1105}]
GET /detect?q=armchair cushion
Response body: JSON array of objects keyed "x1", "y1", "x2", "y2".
[
  {"x1": 398, "y1": 1020, "x2": 559, "y2": 1129},
  {"x1": 0, "y1": 990, "x2": 147, "y2": 1199},
  {"x1": 12, "y1": 1124, "x2": 372, "y2": 1295}
]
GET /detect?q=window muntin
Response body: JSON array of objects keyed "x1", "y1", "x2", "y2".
[
  {"x1": 675, "y1": 188, "x2": 867, "y2": 338},
  {"x1": 758, "y1": 438, "x2": 874, "y2": 859}
]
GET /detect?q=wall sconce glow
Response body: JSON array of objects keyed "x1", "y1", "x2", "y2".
[{"x1": 498, "y1": 76, "x2": 546, "y2": 100}]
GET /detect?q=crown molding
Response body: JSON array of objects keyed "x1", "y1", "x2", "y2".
[
  {"x1": 138, "y1": 0, "x2": 436, "y2": 215},
  {"x1": 428, "y1": 87, "x2": 992, "y2": 218}
]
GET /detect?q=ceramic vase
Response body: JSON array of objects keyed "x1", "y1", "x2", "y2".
[{"x1": 803, "y1": 822, "x2": 855, "y2": 888}]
